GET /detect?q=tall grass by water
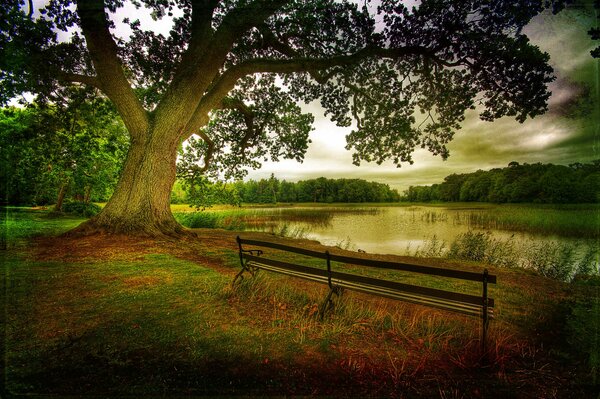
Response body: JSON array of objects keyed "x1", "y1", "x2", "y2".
[
  {"x1": 451, "y1": 205, "x2": 599, "y2": 238},
  {"x1": 415, "y1": 204, "x2": 598, "y2": 238},
  {"x1": 413, "y1": 231, "x2": 599, "y2": 283},
  {"x1": 174, "y1": 207, "x2": 379, "y2": 238}
]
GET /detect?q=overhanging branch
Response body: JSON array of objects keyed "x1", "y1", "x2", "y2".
[
  {"x1": 182, "y1": 43, "x2": 468, "y2": 139},
  {"x1": 55, "y1": 71, "x2": 101, "y2": 89}
]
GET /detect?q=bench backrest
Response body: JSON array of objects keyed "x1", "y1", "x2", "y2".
[
  {"x1": 237, "y1": 237, "x2": 496, "y2": 310},
  {"x1": 238, "y1": 238, "x2": 495, "y2": 281}
]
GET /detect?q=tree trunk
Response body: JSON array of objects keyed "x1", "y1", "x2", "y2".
[
  {"x1": 84, "y1": 185, "x2": 91, "y2": 204},
  {"x1": 71, "y1": 131, "x2": 187, "y2": 237},
  {"x1": 54, "y1": 180, "x2": 69, "y2": 212}
]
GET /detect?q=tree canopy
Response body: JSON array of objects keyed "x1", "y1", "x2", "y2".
[
  {"x1": 0, "y1": 93, "x2": 129, "y2": 207},
  {"x1": 0, "y1": 0, "x2": 570, "y2": 235}
]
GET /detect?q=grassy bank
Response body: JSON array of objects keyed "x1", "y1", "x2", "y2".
[{"x1": 2, "y1": 207, "x2": 599, "y2": 397}]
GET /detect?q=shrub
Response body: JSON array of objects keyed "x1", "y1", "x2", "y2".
[
  {"x1": 62, "y1": 201, "x2": 101, "y2": 217},
  {"x1": 175, "y1": 212, "x2": 222, "y2": 228},
  {"x1": 447, "y1": 231, "x2": 491, "y2": 262}
]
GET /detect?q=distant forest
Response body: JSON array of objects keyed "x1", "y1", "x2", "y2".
[
  {"x1": 176, "y1": 161, "x2": 600, "y2": 206},
  {"x1": 176, "y1": 176, "x2": 402, "y2": 205},
  {"x1": 236, "y1": 177, "x2": 402, "y2": 204},
  {"x1": 403, "y1": 161, "x2": 600, "y2": 204}
]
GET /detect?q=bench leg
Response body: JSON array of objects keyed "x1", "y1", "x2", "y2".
[
  {"x1": 232, "y1": 268, "x2": 246, "y2": 286},
  {"x1": 319, "y1": 286, "x2": 343, "y2": 320},
  {"x1": 232, "y1": 264, "x2": 259, "y2": 287},
  {"x1": 481, "y1": 311, "x2": 489, "y2": 354}
]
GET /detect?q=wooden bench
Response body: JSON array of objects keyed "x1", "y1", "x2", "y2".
[{"x1": 234, "y1": 236, "x2": 496, "y2": 350}]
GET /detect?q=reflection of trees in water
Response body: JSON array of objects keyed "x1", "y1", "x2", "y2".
[{"x1": 246, "y1": 207, "x2": 381, "y2": 228}]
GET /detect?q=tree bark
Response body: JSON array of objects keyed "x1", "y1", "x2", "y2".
[
  {"x1": 71, "y1": 130, "x2": 187, "y2": 237},
  {"x1": 54, "y1": 180, "x2": 69, "y2": 212},
  {"x1": 84, "y1": 185, "x2": 91, "y2": 204}
]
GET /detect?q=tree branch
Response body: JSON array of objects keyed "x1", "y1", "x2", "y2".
[
  {"x1": 76, "y1": 0, "x2": 149, "y2": 138},
  {"x1": 181, "y1": 44, "x2": 462, "y2": 140},
  {"x1": 195, "y1": 129, "x2": 215, "y2": 174},
  {"x1": 204, "y1": 45, "x2": 432, "y2": 107},
  {"x1": 217, "y1": 97, "x2": 257, "y2": 152},
  {"x1": 212, "y1": 0, "x2": 290, "y2": 47},
  {"x1": 157, "y1": 0, "x2": 289, "y2": 137},
  {"x1": 55, "y1": 71, "x2": 101, "y2": 88}
]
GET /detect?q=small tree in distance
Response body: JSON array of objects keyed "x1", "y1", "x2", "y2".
[{"x1": 1, "y1": 0, "x2": 567, "y2": 236}]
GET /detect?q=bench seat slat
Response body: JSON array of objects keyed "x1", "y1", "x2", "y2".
[
  {"x1": 248, "y1": 260, "x2": 494, "y2": 318},
  {"x1": 244, "y1": 255, "x2": 494, "y2": 308}
]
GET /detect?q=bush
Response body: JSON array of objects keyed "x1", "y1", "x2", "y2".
[
  {"x1": 176, "y1": 212, "x2": 221, "y2": 228},
  {"x1": 62, "y1": 201, "x2": 101, "y2": 217},
  {"x1": 447, "y1": 231, "x2": 491, "y2": 262}
]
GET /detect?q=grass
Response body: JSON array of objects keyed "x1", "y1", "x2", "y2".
[
  {"x1": 2, "y1": 207, "x2": 86, "y2": 248},
  {"x1": 2, "y1": 207, "x2": 599, "y2": 397}
]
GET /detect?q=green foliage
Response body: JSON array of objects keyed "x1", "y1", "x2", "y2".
[
  {"x1": 2, "y1": 0, "x2": 568, "y2": 189},
  {"x1": 0, "y1": 94, "x2": 129, "y2": 206},
  {"x1": 169, "y1": 180, "x2": 187, "y2": 204},
  {"x1": 180, "y1": 176, "x2": 241, "y2": 209},
  {"x1": 62, "y1": 201, "x2": 101, "y2": 217},
  {"x1": 403, "y1": 161, "x2": 600, "y2": 204},
  {"x1": 178, "y1": 174, "x2": 400, "y2": 207}
]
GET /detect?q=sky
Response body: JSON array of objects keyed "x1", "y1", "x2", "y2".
[
  {"x1": 28, "y1": 1, "x2": 600, "y2": 192},
  {"x1": 242, "y1": 4, "x2": 600, "y2": 192}
]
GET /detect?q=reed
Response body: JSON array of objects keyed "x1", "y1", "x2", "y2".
[
  {"x1": 415, "y1": 231, "x2": 599, "y2": 282},
  {"x1": 452, "y1": 205, "x2": 599, "y2": 238}
]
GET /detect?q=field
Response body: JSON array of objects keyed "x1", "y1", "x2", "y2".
[{"x1": 2, "y1": 207, "x2": 599, "y2": 397}]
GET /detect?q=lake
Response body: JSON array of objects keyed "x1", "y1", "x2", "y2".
[{"x1": 231, "y1": 204, "x2": 598, "y2": 277}]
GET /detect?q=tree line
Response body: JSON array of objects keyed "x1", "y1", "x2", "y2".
[
  {"x1": 178, "y1": 175, "x2": 401, "y2": 206},
  {"x1": 402, "y1": 161, "x2": 600, "y2": 204}
]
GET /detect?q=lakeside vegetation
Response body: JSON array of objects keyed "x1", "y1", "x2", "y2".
[{"x1": 3, "y1": 207, "x2": 599, "y2": 396}]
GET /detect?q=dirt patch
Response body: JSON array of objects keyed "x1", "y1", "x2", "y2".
[{"x1": 33, "y1": 234, "x2": 156, "y2": 262}]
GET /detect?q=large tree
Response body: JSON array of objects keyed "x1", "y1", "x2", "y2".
[{"x1": 1, "y1": 0, "x2": 565, "y2": 235}]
